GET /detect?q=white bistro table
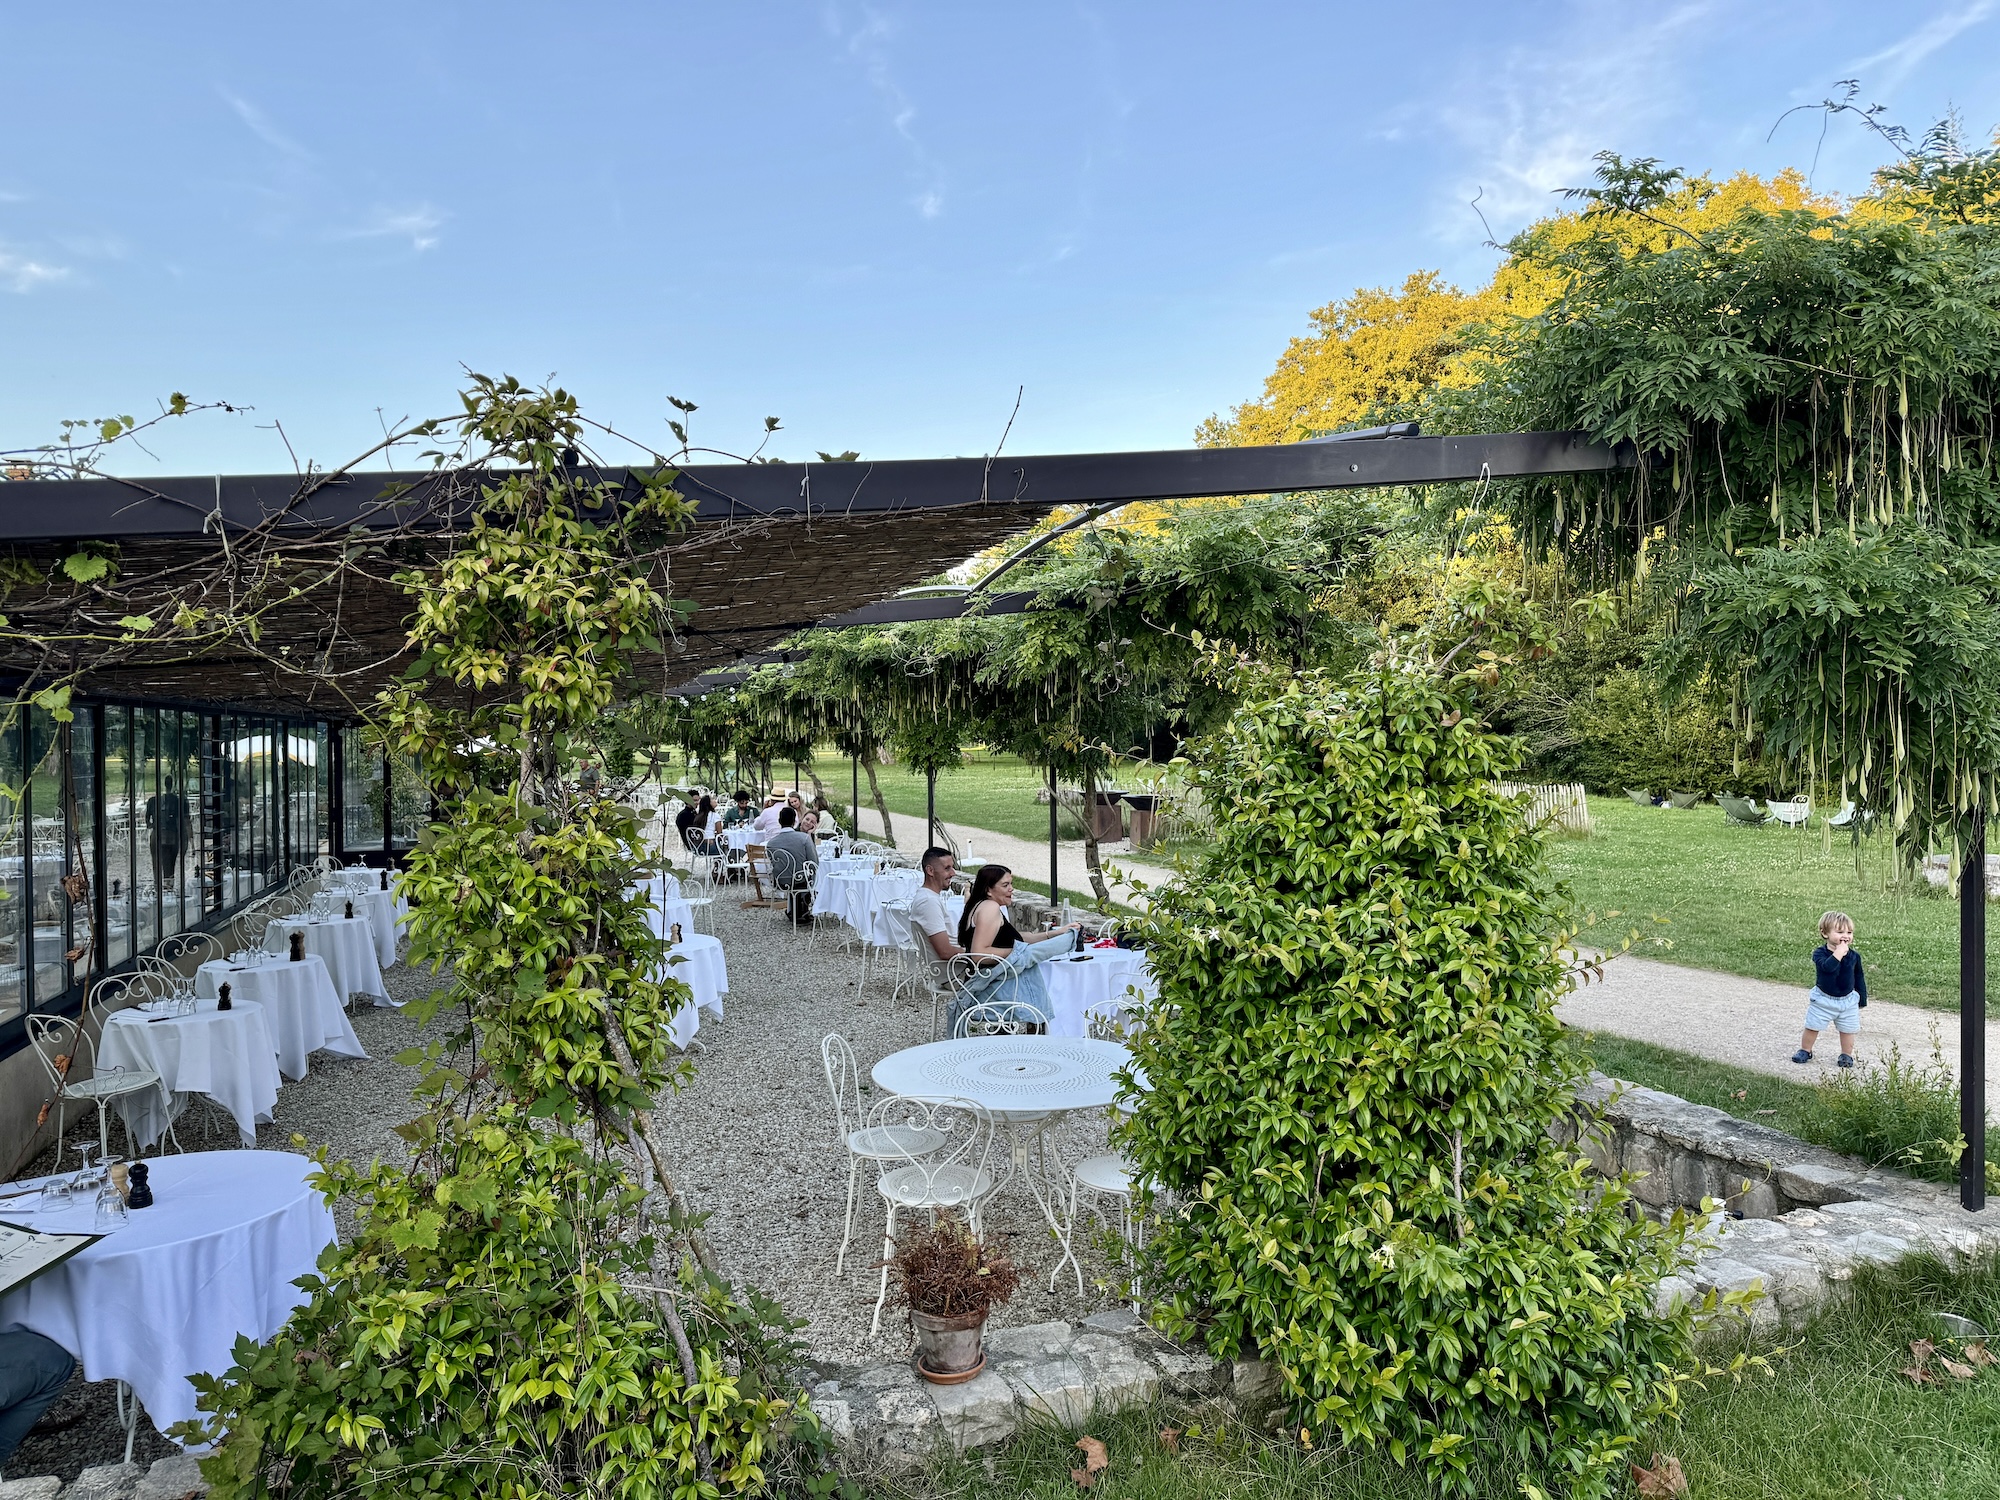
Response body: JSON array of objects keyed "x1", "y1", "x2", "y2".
[
  {"x1": 871, "y1": 1036, "x2": 1134, "y2": 1241},
  {"x1": 0, "y1": 1150, "x2": 338, "y2": 1445},
  {"x1": 195, "y1": 955, "x2": 368, "y2": 1080},
  {"x1": 1042, "y1": 948, "x2": 1158, "y2": 1038},
  {"x1": 98, "y1": 999, "x2": 282, "y2": 1149},
  {"x1": 264, "y1": 915, "x2": 387, "y2": 1006}
]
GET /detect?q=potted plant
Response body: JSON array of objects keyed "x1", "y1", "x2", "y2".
[{"x1": 883, "y1": 1215, "x2": 1020, "y2": 1383}]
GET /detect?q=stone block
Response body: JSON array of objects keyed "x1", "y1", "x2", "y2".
[
  {"x1": 1729, "y1": 1180, "x2": 1781, "y2": 1221},
  {"x1": 1669, "y1": 1154, "x2": 1711, "y2": 1209},
  {"x1": 1690, "y1": 1256, "x2": 1766, "y2": 1297},
  {"x1": 1737, "y1": 1253, "x2": 1824, "y2": 1316},
  {"x1": 64, "y1": 1468, "x2": 141, "y2": 1500},
  {"x1": 0, "y1": 1479, "x2": 63, "y2": 1500},
  {"x1": 1629, "y1": 1164, "x2": 1672, "y2": 1208},
  {"x1": 1620, "y1": 1133, "x2": 1664, "y2": 1181},
  {"x1": 927, "y1": 1366, "x2": 1020, "y2": 1449},
  {"x1": 1232, "y1": 1359, "x2": 1284, "y2": 1411},
  {"x1": 1651, "y1": 1275, "x2": 1695, "y2": 1316},
  {"x1": 1069, "y1": 1332, "x2": 1162, "y2": 1410},
  {"x1": 1773, "y1": 1161, "x2": 1861, "y2": 1206},
  {"x1": 1843, "y1": 1231, "x2": 1912, "y2": 1266},
  {"x1": 1080, "y1": 1309, "x2": 1145, "y2": 1335},
  {"x1": 996, "y1": 1354, "x2": 1093, "y2": 1428},
  {"x1": 982, "y1": 1321, "x2": 1074, "y2": 1362},
  {"x1": 133, "y1": 1457, "x2": 208, "y2": 1500}
]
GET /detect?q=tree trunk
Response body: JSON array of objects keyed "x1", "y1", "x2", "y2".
[
  {"x1": 862, "y1": 754, "x2": 896, "y2": 848},
  {"x1": 1080, "y1": 766, "x2": 1110, "y2": 904}
]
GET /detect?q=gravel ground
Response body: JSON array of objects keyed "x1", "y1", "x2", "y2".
[{"x1": 7, "y1": 885, "x2": 1133, "y2": 1476}]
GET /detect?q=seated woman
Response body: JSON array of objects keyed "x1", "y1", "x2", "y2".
[{"x1": 951, "y1": 863, "x2": 1081, "y2": 1033}]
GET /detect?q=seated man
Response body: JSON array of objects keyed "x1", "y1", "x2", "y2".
[
  {"x1": 765, "y1": 807, "x2": 820, "y2": 923},
  {"x1": 750, "y1": 795, "x2": 784, "y2": 835},
  {"x1": 910, "y1": 847, "x2": 962, "y2": 960},
  {"x1": 0, "y1": 1329, "x2": 75, "y2": 1471},
  {"x1": 720, "y1": 789, "x2": 755, "y2": 828}
]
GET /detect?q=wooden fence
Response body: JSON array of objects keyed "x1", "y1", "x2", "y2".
[{"x1": 1496, "y1": 781, "x2": 1592, "y2": 837}]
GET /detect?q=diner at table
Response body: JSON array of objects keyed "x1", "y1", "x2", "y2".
[{"x1": 951, "y1": 863, "x2": 1083, "y2": 1034}]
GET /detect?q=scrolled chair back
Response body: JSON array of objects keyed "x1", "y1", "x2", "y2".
[
  {"x1": 864, "y1": 1094, "x2": 995, "y2": 1210},
  {"x1": 953, "y1": 997, "x2": 1049, "y2": 1038}
]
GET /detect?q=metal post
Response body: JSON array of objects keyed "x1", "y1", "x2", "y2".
[
  {"x1": 1049, "y1": 763, "x2": 1060, "y2": 906},
  {"x1": 851, "y1": 754, "x2": 859, "y2": 830},
  {"x1": 1962, "y1": 810, "x2": 1988, "y2": 1212},
  {"x1": 926, "y1": 768, "x2": 937, "y2": 848}
]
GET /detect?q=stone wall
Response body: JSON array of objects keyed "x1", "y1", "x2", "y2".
[{"x1": 1574, "y1": 1072, "x2": 2000, "y2": 1328}]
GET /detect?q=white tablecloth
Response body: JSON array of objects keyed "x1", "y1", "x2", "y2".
[
  {"x1": 1042, "y1": 948, "x2": 1158, "y2": 1037},
  {"x1": 664, "y1": 934, "x2": 727, "y2": 1020},
  {"x1": 196, "y1": 955, "x2": 368, "y2": 1080},
  {"x1": 98, "y1": 1000, "x2": 283, "y2": 1148},
  {"x1": 823, "y1": 867, "x2": 925, "y2": 947},
  {"x1": 264, "y1": 915, "x2": 387, "y2": 1005},
  {"x1": 346, "y1": 887, "x2": 408, "y2": 968},
  {"x1": 0, "y1": 1150, "x2": 338, "y2": 1440}
]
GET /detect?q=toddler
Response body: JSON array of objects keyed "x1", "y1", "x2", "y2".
[{"x1": 1793, "y1": 910, "x2": 1866, "y2": 1069}]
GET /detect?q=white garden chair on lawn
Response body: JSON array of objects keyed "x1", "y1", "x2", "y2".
[
  {"x1": 867, "y1": 1094, "x2": 997, "y2": 1335},
  {"x1": 1769, "y1": 796, "x2": 1812, "y2": 828},
  {"x1": 821, "y1": 1033, "x2": 945, "y2": 1277}
]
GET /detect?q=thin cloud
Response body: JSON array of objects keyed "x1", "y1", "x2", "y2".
[
  {"x1": 219, "y1": 88, "x2": 312, "y2": 160},
  {"x1": 341, "y1": 205, "x2": 446, "y2": 252},
  {"x1": 829, "y1": 4, "x2": 950, "y2": 220},
  {"x1": 1846, "y1": 1, "x2": 1995, "y2": 96},
  {"x1": 0, "y1": 246, "x2": 68, "y2": 293}
]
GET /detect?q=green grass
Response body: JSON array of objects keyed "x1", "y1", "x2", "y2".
[
  {"x1": 1550, "y1": 795, "x2": 1993, "y2": 1012},
  {"x1": 1578, "y1": 1032, "x2": 1821, "y2": 1139},
  {"x1": 875, "y1": 1256, "x2": 2000, "y2": 1500},
  {"x1": 803, "y1": 750, "x2": 1073, "y2": 845}
]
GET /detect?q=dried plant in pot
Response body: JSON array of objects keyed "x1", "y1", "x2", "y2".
[{"x1": 883, "y1": 1215, "x2": 1020, "y2": 1383}]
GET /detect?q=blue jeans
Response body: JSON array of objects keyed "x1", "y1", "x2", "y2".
[
  {"x1": 952, "y1": 930, "x2": 1079, "y2": 1033},
  {"x1": 0, "y1": 1329, "x2": 74, "y2": 1468}
]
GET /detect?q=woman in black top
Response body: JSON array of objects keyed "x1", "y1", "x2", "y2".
[{"x1": 952, "y1": 863, "x2": 1081, "y2": 1030}]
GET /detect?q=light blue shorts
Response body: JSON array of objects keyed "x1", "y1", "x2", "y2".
[{"x1": 1804, "y1": 988, "x2": 1860, "y2": 1035}]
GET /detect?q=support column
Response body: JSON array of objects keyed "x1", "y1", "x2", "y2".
[
  {"x1": 1962, "y1": 810, "x2": 1988, "y2": 1213},
  {"x1": 1049, "y1": 764, "x2": 1060, "y2": 908},
  {"x1": 926, "y1": 768, "x2": 937, "y2": 849}
]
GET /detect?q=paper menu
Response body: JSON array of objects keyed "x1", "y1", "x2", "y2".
[{"x1": 0, "y1": 1219, "x2": 100, "y2": 1298}]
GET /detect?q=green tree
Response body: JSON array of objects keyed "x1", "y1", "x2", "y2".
[{"x1": 1123, "y1": 663, "x2": 1700, "y2": 1495}]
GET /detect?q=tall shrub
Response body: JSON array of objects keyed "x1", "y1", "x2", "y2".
[
  {"x1": 184, "y1": 378, "x2": 818, "y2": 1500},
  {"x1": 1124, "y1": 664, "x2": 1699, "y2": 1495}
]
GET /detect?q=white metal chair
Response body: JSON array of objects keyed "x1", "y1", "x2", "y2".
[
  {"x1": 157, "y1": 930, "x2": 223, "y2": 967},
  {"x1": 871, "y1": 899, "x2": 921, "y2": 1005},
  {"x1": 821, "y1": 1034, "x2": 946, "y2": 1277},
  {"x1": 1054, "y1": 1152, "x2": 1144, "y2": 1301},
  {"x1": 867, "y1": 1095, "x2": 998, "y2": 1335},
  {"x1": 27, "y1": 1010, "x2": 173, "y2": 1160},
  {"x1": 1769, "y1": 796, "x2": 1812, "y2": 828},
  {"x1": 311, "y1": 854, "x2": 341, "y2": 874},
  {"x1": 953, "y1": 997, "x2": 1050, "y2": 1038}
]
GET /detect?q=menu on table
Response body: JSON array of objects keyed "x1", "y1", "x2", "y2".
[{"x1": 0, "y1": 1218, "x2": 101, "y2": 1297}]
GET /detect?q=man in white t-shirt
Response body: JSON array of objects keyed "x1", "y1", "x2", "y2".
[
  {"x1": 909, "y1": 847, "x2": 962, "y2": 961},
  {"x1": 751, "y1": 795, "x2": 784, "y2": 835}
]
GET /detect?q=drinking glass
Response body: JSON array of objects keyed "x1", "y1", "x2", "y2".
[{"x1": 94, "y1": 1183, "x2": 128, "y2": 1230}]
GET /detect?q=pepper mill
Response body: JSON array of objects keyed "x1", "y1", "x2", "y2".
[
  {"x1": 670, "y1": 922, "x2": 683, "y2": 945},
  {"x1": 379, "y1": 868, "x2": 389, "y2": 891},
  {"x1": 289, "y1": 931, "x2": 305, "y2": 962},
  {"x1": 217, "y1": 981, "x2": 232, "y2": 1012},
  {"x1": 126, "y1": 1161, "x2": 153, "y2": 1209},
  {"x1": 344, "y1": 899, "x2": 355, "y2": 920}
]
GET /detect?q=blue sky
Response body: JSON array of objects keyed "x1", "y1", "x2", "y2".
[{"x1": 3, "y1": 2, "x2": 1996, "y2": 474}]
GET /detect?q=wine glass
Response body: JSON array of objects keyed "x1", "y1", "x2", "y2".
[{"x1": 94, "y1": 1182, "x2": 128, "y2": 1230}]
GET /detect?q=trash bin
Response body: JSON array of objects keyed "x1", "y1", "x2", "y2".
[
  {"x1": 1123, "y1": 793, "x2": 1160, "y2": 847},
  {"x1": 1089, "y1": 790, "x2": 1127, "y2": 842}
]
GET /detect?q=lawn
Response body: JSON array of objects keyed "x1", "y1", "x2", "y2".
[
  {"x1": 1550, "y1": 795, "x2": 1989, "y2": 1012},
  {"x1": 803, "y1": 750, "x2": 1085, "y2": 845},
  {"x1": 876, "y1": 1255, "x2": 2000, "y2": 1500},
  {"x1": 1579, "y1": 1031, "x2": 1821, "y2": 1139}
]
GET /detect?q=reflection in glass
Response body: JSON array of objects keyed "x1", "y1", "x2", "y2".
[
  {"x1": 343, "y1": 727, "x2": 384, "y2": 853},
  {"x1": 68, "y1": 706, "x2": 98, "y2": 988},
  {"x1": 0, "y1": 713, "x2": 22, "y2": 1026},
  {"x1": 389, "y1": 751, "x2": 427, "y2": 850},
  {"x1": 104, "y1": 707, "x2": 132, "y2": 969},
  {"x1": 28, "y1": 707, "x2": 67, "y2": 1005},
  {"x1": 135, "y1": 708, "x2": 160, "y2": 954}
]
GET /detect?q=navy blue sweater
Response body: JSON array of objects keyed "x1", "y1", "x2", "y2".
[{"x1": 1812, "y1": 946, "x2": 1867, "y2": 1006}]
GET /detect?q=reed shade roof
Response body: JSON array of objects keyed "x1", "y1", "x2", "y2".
[{"x1": 0, "y1": 433, "x2": 1628, "y2": 715}]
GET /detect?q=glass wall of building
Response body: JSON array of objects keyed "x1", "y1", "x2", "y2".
[{"x1": 0, "y1": 698, "x2": 343, "y2": 1055}]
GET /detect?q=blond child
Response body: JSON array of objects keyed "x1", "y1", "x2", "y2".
[{"x1": 1793, "y1": 910, "x2": 1866, "y2": 1069}]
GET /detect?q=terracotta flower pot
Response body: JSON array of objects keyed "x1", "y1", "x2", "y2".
[{"x1": 910, "y1": 1308, "x2": 986, "y2": 1380}]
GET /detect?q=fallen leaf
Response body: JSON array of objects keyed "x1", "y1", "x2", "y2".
[
  {"x1": 1964, "y1": 1340, "x2": 1996, "y2": 1367},
  {"x1": 1901, "y1": 1365, "x2": 1936, "y2": 1386},
  {"x1": 1941, "y1": 1357, "x2": 1979, "y2": 1379},
  {"x1": 1298, "y1": 1427, "x2": 1313, "y2": 1450},
  {"x1": 1075, "y1": 1437, "x2": 1109, "y2": 1476},
  {"x1": 1753, "y1": 1109, "x2": 1777, "y2": 1117},
  {"x1": 1630, "y1": 1453, "x2": 1689, "y2": 1498},
  {"x1": 1911, "y1": 1338, "x2": 1937, "y2": 1368},
  {"x1": 1070, "y1": 1469, "x2": 1093, "y2": 1490},
  {"x1": 1730, "y1": 1089, "x2": 1747, "y2": 1101},
  {"x1": 1157, "y1": 1427, "x2": 1182, "y2": 1454}
]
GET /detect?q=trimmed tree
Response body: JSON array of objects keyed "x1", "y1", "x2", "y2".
[{"x1": 1123, "y1": 662, "x2": 1699, "y2": 1495}]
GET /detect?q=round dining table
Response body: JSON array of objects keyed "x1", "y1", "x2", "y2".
[
  {"x1": 195, "y1": 954, "x2": 368, "y2": 1080},
  {"x1": 263, "y1": 914, "x2": 387, "y2": 1006},
  {"x1": 1041, "y1": 948, "x2": 1158, "y2": 1037},
  {"x1": 871, "y1": 1035, "x2": 1135, "y2": 1248},
  {"x1": 98, "y1": 998, "x2": 282, "y2": 1149},
  {"x1": 0, "y1": 1150, "x2": 338, "y2": 1444}
]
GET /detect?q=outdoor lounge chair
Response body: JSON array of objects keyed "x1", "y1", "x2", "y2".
[
  {"x1": 1624, "y1": 787, "x2": 1655, "y2": 806},
  {"x1": 1717, "y1": 794, "x2": 1769, "y2": 827},
  {"x1": 1668, "y1": 790, "x2": 1703, "y2": 810},
  {"x1": 1768, "y1": 797, "x2": 1812, "y2": 828}
]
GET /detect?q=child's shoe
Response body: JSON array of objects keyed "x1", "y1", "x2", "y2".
[
  {"x1": 1791, "y1": 1049, "x2": 1813, "y2": 1064},
  {"x1": 1838, "y1": 1053, "x2": 1855, "y2": 1068}
]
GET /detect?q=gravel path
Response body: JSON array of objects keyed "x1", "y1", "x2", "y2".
[
  {"x1": 7, "y1": 886, "x2": 1134, "y2": 1476},
  {"x1": 1559, "y1": 951, "x2": 2000, "y2": 1108}
]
